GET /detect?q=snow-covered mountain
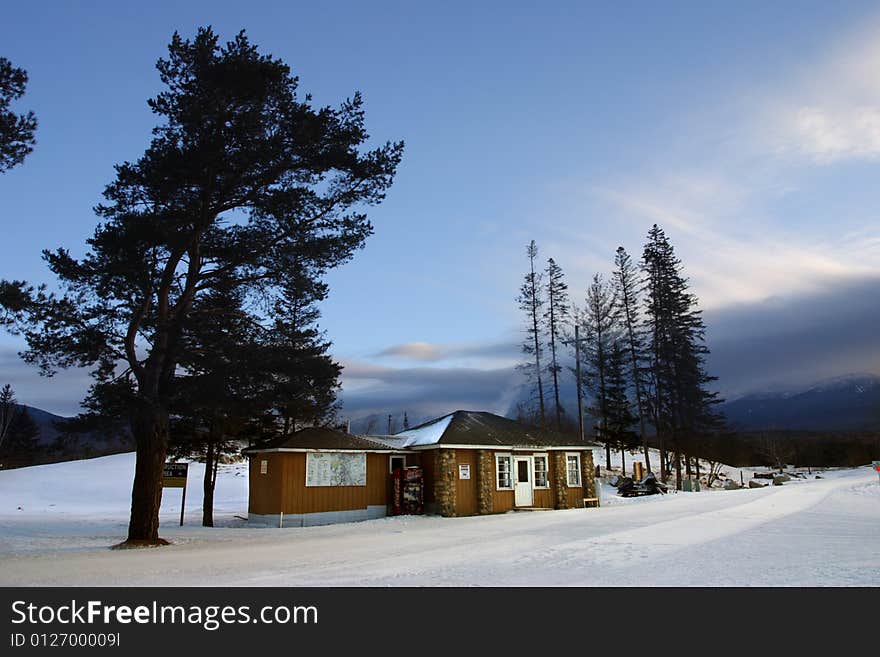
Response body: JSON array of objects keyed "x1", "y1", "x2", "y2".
[{"x1": 721, "y1": 374, "x2": 880, "y2": 431}]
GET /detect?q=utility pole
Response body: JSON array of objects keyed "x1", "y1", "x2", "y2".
[
  {"x1": 387, "y1": 414, "x2": 393, "y2": 435},
  {"x1": 575, "y1": 323, "x2": 584, "y2": 444}
]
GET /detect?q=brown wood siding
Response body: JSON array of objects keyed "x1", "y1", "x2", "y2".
[
  {"x1": 367, "y1": 454, "x2": 391, "y2": 507},
  {"x1": 249, "y1": 451, "x2": 397, "y2": 515},
  {"x1": 532, "y1": 487, "x2": 554, "y2": 508},
  {"x1": 421, "y1": 450, "x2": 436, "y2": 504},
  {"x1": 248, "y1": 454, "x2": 284, "y2": 515},
  {"x1": 492, "y1": 489, "x2": 515, "y2": 513},
  {"x1": 565, "y1": 486, "x2": 585, "y2": 508},
  {"x1": 454, "y1": 449, "x2": 478, "y2": 516}
]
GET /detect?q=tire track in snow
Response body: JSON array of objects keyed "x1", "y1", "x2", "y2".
[{"x1": 523, "y1": 473, "x2": 867, "y2": 572}]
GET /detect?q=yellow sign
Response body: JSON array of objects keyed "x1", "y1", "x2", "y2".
[{"x1": 163, "y1": 462, "x2": 188, "y2": 488}]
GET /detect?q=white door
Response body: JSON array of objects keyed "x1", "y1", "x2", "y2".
[{"x1": 514, "y1": 456, "x2": 533, "y2": 507}]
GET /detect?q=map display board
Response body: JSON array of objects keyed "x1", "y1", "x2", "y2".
[{"x1": 305, "y1": 452, "x2": 367, "y2": 487}]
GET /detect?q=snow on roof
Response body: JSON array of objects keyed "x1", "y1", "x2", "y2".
[{"x1": 367, "y1": 413, "x2": 454, "y2": 448}]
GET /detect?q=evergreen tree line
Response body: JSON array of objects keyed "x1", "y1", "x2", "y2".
[{"x1": 516, "y1": 225, "x2": 724, "y2": 487}]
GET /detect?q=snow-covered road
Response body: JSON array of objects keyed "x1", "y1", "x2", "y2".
[{"x1": 1, "y1": 454, "x2": 877, "y2": 586}]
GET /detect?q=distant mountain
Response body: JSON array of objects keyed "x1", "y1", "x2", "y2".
[
  {"x1": 721, "y1": 374, "x2": 880, "y2": 431},
  {"x1": 1, "y1": 404, "x2": 133, "y2": 469}
]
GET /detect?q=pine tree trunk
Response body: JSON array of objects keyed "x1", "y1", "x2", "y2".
[
  {"x1": 675, "y1": 451, "x2": 682, "y2": 490},
  {"x1": 685, "y1": 453, "x2": 692, "y2": 477},
  {"x1": 125, "y1": 403, "x2": 170, "y2": 545},
  {"x1": 620, "y1": 446, "x2": 626, "y2": 476},
  {"x1": 605, "y1": 442, "x2": 611, "y2": 471},
  {"x1": 695, "y1": 458, "x2": 701, "y2": 486},
  {"x1": 202, "y1": 440, "x2": 215, "y2": 527},
  {"x1": 658, "y1": 436, "x2": 666, "y2": 482}
]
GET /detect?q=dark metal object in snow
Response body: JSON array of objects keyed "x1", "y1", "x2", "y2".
[{"x1": 612, "y1": 473, "x2": 668, "y2": 497}]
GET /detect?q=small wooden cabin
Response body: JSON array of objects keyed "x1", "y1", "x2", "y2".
[
  {"x1": 243, "y1": 428, "x2": 411, "y2": 527},
  {"x1": 244, "y1": 411, "x2": 598, "y2": 527}
]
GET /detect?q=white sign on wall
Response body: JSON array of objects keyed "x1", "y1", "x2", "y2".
[
  {"x1": 306, "y1": 452, "x2": 367, "y2": 487},
  {"x1": 459, "y1": 464, "x2": 471, "y2": 480}
]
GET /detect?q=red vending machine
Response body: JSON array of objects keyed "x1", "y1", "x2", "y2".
[{"x1": 392, "y1": 466, "x2": 424, "y2": 515}]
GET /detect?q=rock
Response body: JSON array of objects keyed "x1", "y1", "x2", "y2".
[
  {"x1": 815, "y1": 475, "x2": 823, "y2": 479},
  {"x1": 776, "y1": 473, "x2": 791, "y2": 482},
  {"x1": 723, "y1": 480, "x2": 741, "y2": 490},
  {"x1": 772, "y1": 475, "x2": 786, "y2": 486},
  {"x1": 748, "y1": 479, "x2": 765, "y2": 489}
]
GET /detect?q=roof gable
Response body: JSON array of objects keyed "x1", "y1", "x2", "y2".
[
  {"x1": 368, "y1": 410, "x2": 598, "y2": 449},
  {"x1": 244, "y1": 427, "x2": 393, "y2": 453}
]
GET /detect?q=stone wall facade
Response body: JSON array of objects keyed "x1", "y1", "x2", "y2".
[
  {"x1": 552, "y1": 452, "x2": 569, "y2": 510},
  {"x1": 477, "y1": 450, "x2": 494, "y2": 515},
  {"x1": 581, "y1": 449, "x2": 597, "y2": 500},
  {"x1": 434, "y1": 449, "x2": 457, "y2": 517}
]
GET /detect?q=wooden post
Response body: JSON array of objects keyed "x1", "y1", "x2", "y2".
[{"x1": 179, "y1": 483, "x2": 186, "y2": 527}]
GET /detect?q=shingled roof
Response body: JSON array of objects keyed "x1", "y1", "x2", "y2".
[
  {"x1": 370, "y1": 410, "x2": 600, "y2": 449},
  {"x1": 243, "y1": 427, "x2": 397, "y2": 453}
]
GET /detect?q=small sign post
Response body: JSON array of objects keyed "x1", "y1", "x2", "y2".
[{"x1": 163, "y1": 462, "x2": 189, "y2": 526}]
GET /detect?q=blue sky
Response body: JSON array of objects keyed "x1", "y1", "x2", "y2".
[{"x1": 2, "y1": 1, "x2": 880, "y2": 419}]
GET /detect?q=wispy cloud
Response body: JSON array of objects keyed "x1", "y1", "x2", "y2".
[
  {"x1": 373, "y1": 338, "x2": 520, "y2": 367},
  {"x1": 375, "y1": 341, "x2": 443, "y2": 361},
  {"x1": 538, "y1": 14, "x2": 880, "y2": 311},
  {"x1": 762, "y1": 16, "x2": 880, "y2": 163}
]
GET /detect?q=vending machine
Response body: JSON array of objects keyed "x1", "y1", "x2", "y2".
[{"x1": 392, "y1": 466, "x2": 424, "y2": 515}]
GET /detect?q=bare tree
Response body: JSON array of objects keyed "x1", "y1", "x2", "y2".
[
  {"x1": 758, "y1": 434, "x2": 795, "y2": 473},
  {"x1": 516, "y1": 241, "x2": 546, "y2": 425},
  {"x1": 544, "y1": 258, "x2": 569, "y2": 431},
  {"x1": 705, "y1": 460, "x2": 725, "y2": 488}
]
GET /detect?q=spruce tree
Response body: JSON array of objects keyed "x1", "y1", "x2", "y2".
[
  {"x1": 516, "y1": 240, "x2": 546, "y2": 426},
  {"x1": 579, "y1": 274, "x2": 618, "y2": 470},
  {"x1": 604, "y1": 338, "x2": 639, "y2": 476},
  {"x1": 3, "y1": 406, "x2": 40, "y2": 456},
  {"x1": 641, "y1": 224, "x2": 723, "y2": 487},
  {"x1": 0, "y1": 384, "x2": 20, "y2": 451},
  {"x1": 543, "y1": 258, "x2": 569, "y2": 431}
]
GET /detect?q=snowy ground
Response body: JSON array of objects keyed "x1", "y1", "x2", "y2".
[{"x1": 0, "y1": 452, "x2": 878, "y2": 586}]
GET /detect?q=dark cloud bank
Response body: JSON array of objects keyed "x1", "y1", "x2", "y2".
[
  {"x1": 2, "y1": 277, "x2": 878, "y2": 423},
  {"x1": 340, "y1": 275, "x2": 880, "y2": 421}
]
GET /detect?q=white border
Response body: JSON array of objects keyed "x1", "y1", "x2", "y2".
[
  {"x1": 495, "y1": 452, "x2": 513, "y2": 490},
  {"x1": 565, "y1": 452, "x2": 582, "y2": 487},
  {"x1": 533, "y1": 452, "x2": 550, "y2": 489}
]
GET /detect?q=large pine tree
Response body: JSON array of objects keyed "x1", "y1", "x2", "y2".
[{"x1": 0, "y1": 28, "x2": 403, "y2": 544}]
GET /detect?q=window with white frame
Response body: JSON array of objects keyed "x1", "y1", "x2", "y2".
[
  {"x1": 566, "y1": 452, "x2": 582, "y2": 487},
  {"x1": 533, "y1": 454, "x2": 549, "y2": 488},
  {"x1": 496, "y1": 454, "x2": 513, "y2": 490}
]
